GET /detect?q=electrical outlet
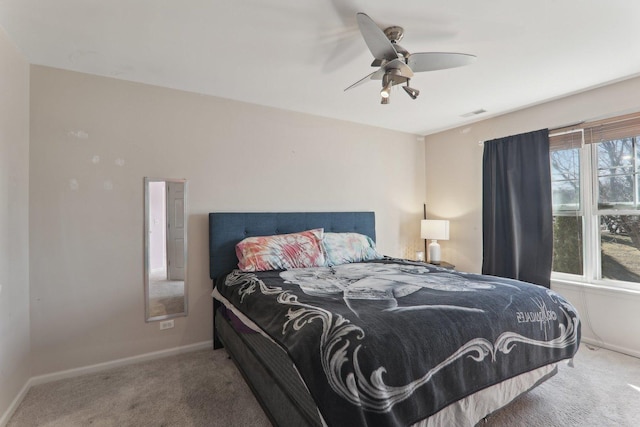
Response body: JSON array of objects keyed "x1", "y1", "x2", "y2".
[{"x1": 159, "y1": 320, "x2": 174, "y2": 330}]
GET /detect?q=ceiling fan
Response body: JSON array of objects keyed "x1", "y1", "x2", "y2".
[{"x1": 345, "y1": 13, "x2": 476, "y2": 104}]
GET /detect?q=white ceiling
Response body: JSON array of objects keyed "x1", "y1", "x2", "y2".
[{"x1": 2, "y1": 0, "x2": 640, "y2": 136}]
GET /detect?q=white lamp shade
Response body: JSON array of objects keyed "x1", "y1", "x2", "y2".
[{"x1": 421, "y1": 220, "x2": 450, "y2": 241}]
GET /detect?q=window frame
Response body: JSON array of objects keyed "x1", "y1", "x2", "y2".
[
  {"x1": 551, "y1": 125, "x2": 640, "y2": 291},
  {"x1": 551, "y1": 129, "x2": 587, "y2": 282}
]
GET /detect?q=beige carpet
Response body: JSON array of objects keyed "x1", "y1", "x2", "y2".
[
  {"x1": 8, "y1": 345, "x2": 640, "y2": 426},
  {"x1": 485, "y1": 344, "x2": 640, "y2": 426},
  {"x1": 8, "y1": 349, "x2": 270, "y2": 427}
]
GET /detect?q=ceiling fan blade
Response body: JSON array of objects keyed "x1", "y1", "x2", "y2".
[
  {"x1": 345, "y1": 58, "x2": 414, "y2": 91},
  {"x1": 407, "y1": 52, "x2": 476, "y2": 73},
  {"x1": 344, "y1": 70, "x2": 379, "y2": 91},
  {"x1": 383, "y1": 58, "x2": 414, "y2": 79},
  {"x1": 356, "y1": 12, "x2": 398, "y2": 61}
]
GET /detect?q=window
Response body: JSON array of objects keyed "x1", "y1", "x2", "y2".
[
  {"x1": 550, "y1": 114, "x2": 640, "y2": 288},
  {"x1": 550, "y1": 131, "x2": 583, "y2": 276}
]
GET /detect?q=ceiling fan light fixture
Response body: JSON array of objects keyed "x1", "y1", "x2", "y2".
[
  {"x1": 381, "y1": 75, "x2": 393, "y2": 99},
  {"x1": 403, "y1": 85, "x2": 420, "y2": 100},
  {"x1": 381, "y1": 97, "x2": 389, "y2": 105}
]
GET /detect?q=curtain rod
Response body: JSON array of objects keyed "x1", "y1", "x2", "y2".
[
  {"x1": 478, "y1": 121, "x2": 585, "y2": 145},
  {"x1": 477, "y1": 111, "x2": 640, "y2": 145},
  {"x1": 549, "y1": 120, "x2": 585, "y2": 133}
]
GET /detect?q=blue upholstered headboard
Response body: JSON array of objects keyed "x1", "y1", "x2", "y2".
[{"x1": 209, "y1": 212, "x2": 376, "y2": 279}]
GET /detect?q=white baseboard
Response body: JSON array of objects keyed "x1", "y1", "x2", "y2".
[
  {"x1": 0, "y1": 340, "x2": 213, "y2": 426},
  {"x1": 30, "y1": 340, "x2": 213, "y2": 386},
  {"x1": 581, "y1": 337, "x2": 640, "y2": 359},
  {"x1": 0, "y1": 380, "x2": 31, "y2": 427}
]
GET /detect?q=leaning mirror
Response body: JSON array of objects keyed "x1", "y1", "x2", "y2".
[{"x1": 144, "y1": 177, "x2": 188, "y2": 321}]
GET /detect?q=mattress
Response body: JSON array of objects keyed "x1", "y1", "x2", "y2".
[
  {"x1": 215, "y1": 292, "x2": 563, "y2": 427},
  {"x1": 215, "y1": 309, "x2": 324, "y2": 427},
  {"x1": 213, "y1": 259, "x2": 580, "y2": 426}
]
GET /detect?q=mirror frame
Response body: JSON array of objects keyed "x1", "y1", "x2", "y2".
[{"x1": 144, "y1": 177, "x2": 188, "y2": 322}]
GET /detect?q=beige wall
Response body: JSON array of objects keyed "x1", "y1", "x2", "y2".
[
  {"x1": 425, "y1": 75, "x2": 640, "y2": 356},
  {"x1": 0, "y1": 28, "x2": 30, "y2": 421},
  {"x1": 29, "y1": 66, "x2": 426, "y2": 375}
]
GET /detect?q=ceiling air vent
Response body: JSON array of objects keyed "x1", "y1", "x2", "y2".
[{"x1": 460, "y1": 109, "x2": 487, "y2": 118}]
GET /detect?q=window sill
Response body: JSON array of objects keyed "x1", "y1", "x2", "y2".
[{"x1": 551, "y1": 277, "x2": 640, "y2": 297}]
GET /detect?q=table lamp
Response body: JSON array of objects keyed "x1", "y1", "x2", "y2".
[{"x1": 421, "y1": 219, "x2": 450, "y2": 264}]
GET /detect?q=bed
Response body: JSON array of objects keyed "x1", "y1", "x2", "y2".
[{"x1": 209, "y1": 212, "x2": 580, "y2": 426}]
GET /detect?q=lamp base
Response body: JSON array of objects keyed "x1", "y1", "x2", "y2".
[{"x1": 428, "y1": 240, "x2": 441, "y2": 264}]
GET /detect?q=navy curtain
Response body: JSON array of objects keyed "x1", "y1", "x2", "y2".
[{"x1": 482, "y1": 129, "x2": 552, "y2": 287}]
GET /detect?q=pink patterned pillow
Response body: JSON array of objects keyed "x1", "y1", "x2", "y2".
[{"x1": 236, "y1": 229, "x2": 326, "y2": 272}]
